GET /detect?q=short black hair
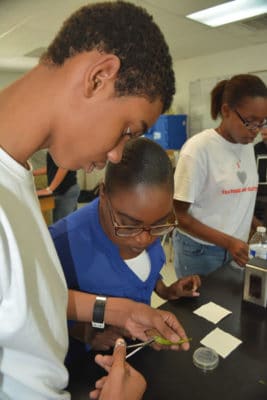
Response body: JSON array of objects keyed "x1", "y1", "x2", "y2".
[
  {"x1": 41, "y1": 1, "x2": 175, "y2": 112},
  {"x1": 211, "y1": 74, "x2": 267, "y2": 120},
  {"x1": 105, "y1": 137, "x2": 173, "y2": 194}
]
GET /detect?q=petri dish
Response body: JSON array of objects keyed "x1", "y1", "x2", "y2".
[{"x1": 193, "y1": 347, "x2": 219, "y2": 372}]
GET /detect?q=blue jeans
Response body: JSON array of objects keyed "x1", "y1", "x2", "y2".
[
  {"x1": 173, "y1": 230, "x2": 231, "y2": 278},
  {"x1": 53, "y1": 183, "x2": 80, "y2": 222}
]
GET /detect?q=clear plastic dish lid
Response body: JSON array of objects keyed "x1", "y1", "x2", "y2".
[{"x1": 193, "y1": 347, "x2": 219, "y2": 372}]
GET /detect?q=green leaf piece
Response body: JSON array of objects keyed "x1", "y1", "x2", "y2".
[{"x1": 153, "y1": 336, "x2": 192, "y2": 345}]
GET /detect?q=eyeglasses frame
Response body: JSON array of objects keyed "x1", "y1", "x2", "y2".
[
  {"x1": 106, "y1": 195, "x2": 178, "y2": 238},
  {"x1": 234, "y1": 109, "x2": 267, "y2": 131}
]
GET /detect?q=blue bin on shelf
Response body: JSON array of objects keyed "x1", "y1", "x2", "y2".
[{"x1": 144, "y1": 114, "x2": 187, "y2": 150}]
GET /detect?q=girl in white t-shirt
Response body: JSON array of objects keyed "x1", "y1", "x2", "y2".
[{"x1": 173, "y1": 74, "x2": 267, "y2": 277}]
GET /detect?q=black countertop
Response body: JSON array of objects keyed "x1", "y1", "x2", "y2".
[{"x1": 68, "y1": 264, "x2": 267, "y2": 400}]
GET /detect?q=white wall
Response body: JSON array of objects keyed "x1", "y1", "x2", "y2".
[
  {"x1": 0, "y1": 70, "x2": 25, "y2": 89},
  {"x1": 0, "y1": 57, "x2": 38, "y2": 88},
  {"x1": 173, "y1": 42, "x2": 267, "y2": 115}
]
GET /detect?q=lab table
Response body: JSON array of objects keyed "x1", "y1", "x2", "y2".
[{"x1": 68, "y1": 263, "x2": 267, "y2": 400}]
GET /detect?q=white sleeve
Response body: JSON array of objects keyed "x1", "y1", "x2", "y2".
[
  {"x1": 0, "y1": 211, "x2": 27, "y2": 342},
  {"x1": 173, "y1": 151, "x2": 207, "y2": 204}
]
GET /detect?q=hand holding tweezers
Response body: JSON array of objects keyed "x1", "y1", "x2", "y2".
[{"x1": 125, "y1": 338, "x2": 155, "y2": 359}]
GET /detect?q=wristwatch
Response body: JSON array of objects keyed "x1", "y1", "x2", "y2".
[{"x1": 92, "y1": 296, "x2": 107, "y2": 329}]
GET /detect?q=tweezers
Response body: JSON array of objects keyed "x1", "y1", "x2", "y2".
[{"x1": 125, "y1": 338, "x2": 155, "y2": 359}]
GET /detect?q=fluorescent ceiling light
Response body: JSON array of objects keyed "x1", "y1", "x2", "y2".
[{"x1": 186, "y1": 0, "x2": 267, "y2": 27}]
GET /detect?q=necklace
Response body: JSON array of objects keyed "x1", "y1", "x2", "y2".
[
  {"x1": 216, "y1": 126, "x2": 241, "y2": 165},
  {"x1": 216, "y1": 126, "x2": 246, "y2": 183}
]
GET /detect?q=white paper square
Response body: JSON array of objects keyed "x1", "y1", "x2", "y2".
[
  {"x1": 193, "y1": 301, "x2": 232, "y2": 324},
  {"x1": 200, "y1": 327, "x2": 242, "y2": 358}
]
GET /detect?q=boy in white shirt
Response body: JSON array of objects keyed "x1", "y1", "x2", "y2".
[{"x1": 0, "y1": 2, "x2": 189, "y2": 399}]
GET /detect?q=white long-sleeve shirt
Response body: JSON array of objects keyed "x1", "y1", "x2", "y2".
[{"x1": 0, "y1": 147, "x2": 69, "y2": 399}]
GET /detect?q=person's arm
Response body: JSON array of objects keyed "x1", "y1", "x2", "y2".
[
  {"x1": 174, "y1": 199, "x2": 249, "y2": 266},
  {"x1": 70, "y1": 322, "x2": 128, "y2": 351},
  {"x1": 89, "y1": 338, "x2": 146, "y2": 400},
  {"x1": 33, "y1": 166, "x2": 47, "y2": 176},
  {"x1": 155, "y1": 275, "x2": 201, "y2": 300},
  {"x1": 37, "y1": 168, "x2": 68, "y2": 196},
  {"x1": 67, "y1": 290, "x2": 190, "y2": 350}
]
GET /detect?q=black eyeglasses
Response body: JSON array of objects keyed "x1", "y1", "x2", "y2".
[
  {"x1": 106, "y1": 196, "x2": 178, "y2": 238},
  {"x1": 234, "y1": 109, "x2": 267, "y2": 131}
]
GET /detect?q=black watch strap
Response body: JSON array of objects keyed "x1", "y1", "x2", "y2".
[{"x1": 92, "y1": 296, "x2": 107, "y2": 329}]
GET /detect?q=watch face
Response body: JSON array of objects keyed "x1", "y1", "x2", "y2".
[
  {"x1": 92, "y1": 297, "x2": 107, "y2": 330},
  {"x1": 92, "y1": 321, "x2": 105, "y2": 329},
  {"x1": 97, "y1": 296, "x2": 107, "y2": 302}
]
